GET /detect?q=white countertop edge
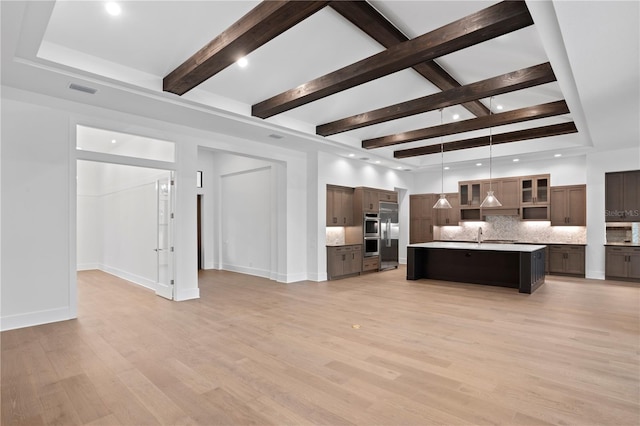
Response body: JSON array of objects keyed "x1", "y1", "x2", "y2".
[{"x1": 408, "y1": 242, "x2": 547, "y2": 252}]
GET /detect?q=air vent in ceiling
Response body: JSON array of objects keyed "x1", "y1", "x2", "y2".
[
  {"x1": 268, "y1": 133, "x2": 284, "y2": 139},
  {"x1": 359, "y1": 157, "x2": 370, "y2": 161},
  {"x1": 68, "y1": 83, "x2": 97, "y2": 94}
]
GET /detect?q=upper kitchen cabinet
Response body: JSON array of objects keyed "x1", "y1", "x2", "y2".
[
  {"x1": 550, "y1": 185, "x2": 586, "y2": 226},
  {"x1": 355, "y1": 187, "x2": 398, "y2": 214},
  {"x1": 606, "y1": 170, "x2": 640, "y2": 222},
  {"x1": 357, "y1": 187, "x2": 380, "y2": 213},
  {"x1": 480, "y1": 177, "x2": 520, "y2": 215},
  {"x1": 326, "y1": 185, "x2": 354, "y2": 226},
  {"x1": 436, "y1": 193, "x2": 460, "y2": 226},
  {"x1": 459, "y1": 181, "x2": 481, "y2": 221},
  {"x1": 520, "y1": 174, "x2": 550, "y2": 220}
]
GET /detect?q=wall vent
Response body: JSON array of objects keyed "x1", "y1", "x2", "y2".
[{"x1": 68, "y1": 83, "x2": 97, "y2": 94}]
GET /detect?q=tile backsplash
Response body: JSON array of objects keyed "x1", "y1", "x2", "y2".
[
  {"x1": 606, "y1": 222, "x2": 639, "y2": 243},
  {"x1": 438, "y1": 216, "x2": 586, "y2": 244},
  {"x1": 326, "y1": 227, "x2": 345, "y2": 245}
]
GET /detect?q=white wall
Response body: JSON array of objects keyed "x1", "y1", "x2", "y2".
[
  {"x1": 1, "y1": 97, "x2": 75, "y2": 330},
  {"x1": 101, "y1": 182, "x2": 158, "y2": 289},
  {"x1": 77, "y1": 195, "x2": 102, "y2": 270},
  {"x1": 221, "y1": 167, "x2": 272, "y2": 278}
]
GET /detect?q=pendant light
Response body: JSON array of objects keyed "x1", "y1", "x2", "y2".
[
  {"x1": 480, "y1": 96, "x2": 502, "y2": 208},
  {"x1": 433, "y1": 108, "x2": 452, "y2": 209}
]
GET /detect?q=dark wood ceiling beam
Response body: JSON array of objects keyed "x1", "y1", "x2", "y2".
[
  {"x1": 394, "y1": 122, "x2": 578, "y2": 158},
  {"x1": 163, "y1": 1, "x2": 330, "y2": 95},
  {"x1": 252, "y1": 0, "x2": 533, "y2": 119},
  {"x1": 317, "y1": 62, "x2": 556, "y2": 136},
  {"x1": 363, "y1": 100, "x2": 570, "y2": 149},
  {"x1": 329, "y1": 1, "x2": 489, "y2": 117}
]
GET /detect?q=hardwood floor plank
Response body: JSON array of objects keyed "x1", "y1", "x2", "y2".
[
  {"x1": 58, "y1": 374, "x2": 110, "y2": 424},
  {"x1": 1, "y1": 268, "x2": 638, "y2": 425},
  {"x1": 38, "y1": 383, "x2": 83, "y2": 426},
  {"x1": 116, "y1": 369, "x2": 194, "y2": 425}
]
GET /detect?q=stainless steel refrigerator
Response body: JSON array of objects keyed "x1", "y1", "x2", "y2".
[{"x1": 379, "y1": 202, "x2": 399, "y2": 270}]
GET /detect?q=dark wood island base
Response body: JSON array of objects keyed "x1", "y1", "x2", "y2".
[{"x1": 407, "y1": 242, "x2": 546, "y2": 294}]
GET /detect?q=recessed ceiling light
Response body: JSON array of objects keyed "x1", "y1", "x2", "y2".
[
  {"x1": 105, "y1": 2, "x2": 121, "y2": 16},
  {"x1": 554, "y1": 153, "x2": 562, "y2": 157},
  {"x1": 452, "y1": 114, "x2": 460, "y2": 120},
  {"x1": 476, "y1": 162, "x2": 482, "y2": 166},
  {"x1": 444, "y1": 166, "x2": 450, "y2": 170},
  {"x1": 513, "y1": 158, "x2": 519, "y2": 162},
  {"x1": 111, "y1": 139, "x2": 116, "y2": 144},
  {"x1": 237, "y1": 57, "x2": 248, "y2": 68},
  {"x1": 496, "y1": 104, "x2": 504, "y2": 110},
  {"x1": 396, "y1": 166, "x2": 403, "y2": 169},
  {"x1": 348, "y1": 153, "x2": 355, "y2": 157},
  {"x1": 375, "y1": 160, "x2": 381, "y2": 164}
]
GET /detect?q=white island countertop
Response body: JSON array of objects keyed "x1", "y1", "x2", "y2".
[{"x1": 408, "y1": 241, "x2": 546, "y2": 252}]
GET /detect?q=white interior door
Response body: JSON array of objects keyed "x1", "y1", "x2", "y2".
[{"x1": 156, "y1": 173, "x2": 175, "y2": 299}]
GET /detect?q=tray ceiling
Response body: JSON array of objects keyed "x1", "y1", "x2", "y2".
[{"x1": 3, "y1": 0, "x2": 637, "y2": 170}]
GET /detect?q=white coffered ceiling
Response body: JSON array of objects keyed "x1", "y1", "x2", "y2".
[{"x1": 2, "y1": 1, "x2": 638, "y2": 171}]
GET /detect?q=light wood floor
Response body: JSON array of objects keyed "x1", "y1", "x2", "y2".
[{"x1": 2, "y1": 268, "x2": 639, "y2": 425}]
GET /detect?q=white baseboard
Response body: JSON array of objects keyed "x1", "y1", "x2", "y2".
[
  {"x1": 281, "y1": 272, "x2": 308, "y2": 283},
  {"x1": 399, "y1": 257, "x2": 407, "y2": 265},
  {"x1": 101, "y1": 264, "x2": 156, "y2": 291},
  {"x1": 307, "y1": 271, "x2": 328, "y2": 282},
  {"x1": 221, "y1": 263, "x2": 271, "y2": 280},
  {"x1": 175, "y1": 287, "x2": 200, "y2": 301},
  {"x1": 1, "y1": 306, "x2": 75, "y2": 332},
  {"x1": 77, "y1": 263, "x2": 100, "y2": 271}
]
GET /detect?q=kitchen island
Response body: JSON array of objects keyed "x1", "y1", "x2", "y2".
[{"x1": 407, "y1": 242, "x2": 546, "y2": 293}]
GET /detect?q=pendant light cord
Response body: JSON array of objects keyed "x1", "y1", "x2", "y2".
[
  {"x1": 489, "y1": 96, "x2": 493, "y2": 192},
  {"x1": 440, "y1": 108, "x2": 444, "y2": 194}
]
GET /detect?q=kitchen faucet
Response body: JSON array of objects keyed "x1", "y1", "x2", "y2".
[{"x1": 477, "y1": 227, "x2": 483, "y2": 244}]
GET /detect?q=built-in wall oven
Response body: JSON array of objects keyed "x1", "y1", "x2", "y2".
[
  {"x1": 364, "y1": 213, "x2": 380, "y2": 257},
  {"x1": 364, "y1": 237, "x2": 380, "y2": 257},
  {"x1": 364, "y1": 213, "x2": 380, "y2": 238}
]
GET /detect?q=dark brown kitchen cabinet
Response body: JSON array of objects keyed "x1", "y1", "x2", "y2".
[
  {"x1": 379, "y1": 190, "x2": 398, "y2": 203},
  {"x1": 459, "y1": 181, "x2": 481, "y2": 221},
  {"x1": 362, "y1": 256, "x2": 379, "y2": 273},
  {"x1": 548, "y1": 245, "x2": 585, "y2": 276},
  {"x1": 550, "y1": 185, "x2": 586, "y2": 226},
  {"x1": 363, "y1": 188, "x2": 379, "y2": 213},
  {"x1": 410, "y1": 194, "x2": 436, "y2": 243},
  {"x1": 436, "y1": 193, "x2": 460, "y2": 226},
  {"x1": 459, "y1": 181, "x2": 481, "y2": 207},
  {"x1": 480, "y1": 178, "x2": 520, "y2": 209},
  {"x1": 354, "y1": 187, "x2": 398, "y2": 215},
  {"x1": 606, "y1": 246, "x2": 640, "y2": 281},
  {"x1": 327, "y1": 245, "x2": 362, "y2": 280},
  {"x1": 521, "y1": 174, "x2": 550, "y2": 220},
  {"x1": 326, "y1": 185, "x2": 354, "y2": 226},
  {"x1": 606, "y1": 170, "x2": 640, "y2": 222}
]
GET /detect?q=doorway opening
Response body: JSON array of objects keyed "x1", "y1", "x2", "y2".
[{"x1": 76, "y1": 160, "x2": 175, "y2": 298}]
